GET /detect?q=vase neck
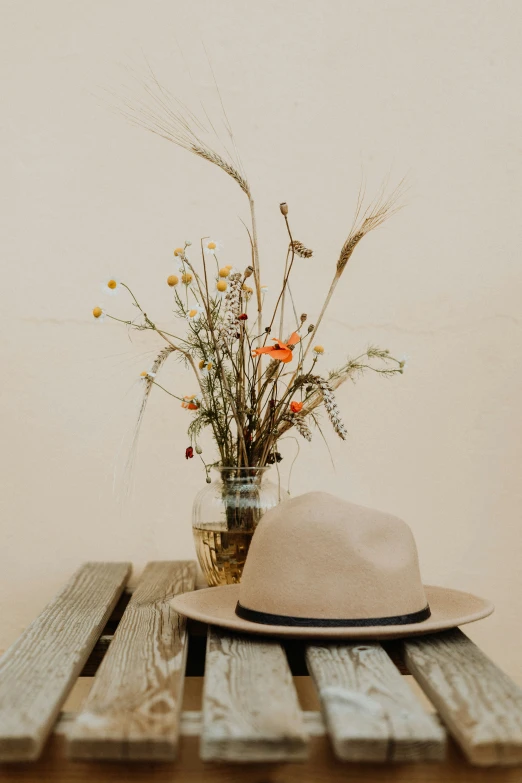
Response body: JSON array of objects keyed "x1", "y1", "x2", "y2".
[{"x1": 215, "y1": 467, "x2": 270, "y2": 483}]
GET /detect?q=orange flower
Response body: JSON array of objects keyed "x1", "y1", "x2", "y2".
[
  {"x1": 252, "y1": 332, "x2": 300, "y2": 364},
  {"x1": 181, "y1": 394, "x2": 199, "y2": 411},
  {"x1": 290, "y1": 400, "x2": 303, "y2": 413}
]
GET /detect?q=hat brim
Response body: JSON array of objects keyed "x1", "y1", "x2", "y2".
[{"x1": 171, "y1": 584, "x2": 493, "y2": 639}]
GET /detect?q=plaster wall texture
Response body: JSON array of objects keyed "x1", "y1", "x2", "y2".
[{"x1": 1, "y1": 0, "x2": 521, "y2": 679}]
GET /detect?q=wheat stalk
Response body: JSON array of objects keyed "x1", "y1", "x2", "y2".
[
  {"x1": 192, "y1": 145, "x2": 250, "y2": 197},
  {"x1": 305, "y1": 375, "x2": 347, "y2": 439},
  {"x1": 136, "y1": 346, "x2": 175, "y2": 429},
  {"x1": 294, "y1": 180, "x2": 407, "y2": 377},
  {"x1": 112, "y1": 66, "x2": 251, "y2": 200},
  {"x1": 112, "y1": 66, "x2": 264, "y2": 380},
  {"x1": 276, "y1": 350, "x2": 403, "y2": 440},
  {"x1": 336, "y1": 183, "x2": 404, "y2": 271},
  {"x1": 287, "y1": 413, "x2": 313, "y2": 441}
]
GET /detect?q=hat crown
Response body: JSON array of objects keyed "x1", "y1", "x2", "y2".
[{"x1": 238, "y1": 492, "x2": 428, "y2": 621}]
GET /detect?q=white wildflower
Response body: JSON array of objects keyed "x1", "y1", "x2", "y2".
[
  {"x1": 187, "y1": 306, "x2": 204, "y2": 323},
  {"x1": 101, "y1": 278, "x2": 121, "y2": 296},
  {"x1": 204, "y1": 239, "x2": 224, "y2": 257},
  {"x1": 92, "y1": 306, "x2": 106, "y2": 322}
]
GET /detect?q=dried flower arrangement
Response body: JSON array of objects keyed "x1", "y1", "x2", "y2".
[{"x1": 92, "y1": 78, "x2": 406, "y2": 482}]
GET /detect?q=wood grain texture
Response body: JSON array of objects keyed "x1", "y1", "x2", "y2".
[
  {"x1": 4, "y1": 713, "x2": 522, "y2": 783},
  {"x1": 0, "y1": 562, "x2": 131, "y2": 762},
  {"x1": 404, "y1": 628, "x2": 522, "y2": 766},
  {"x1": 59, "y1": 709, "x2": 326, "y2": 739},
  {"x1": 306, "y1": 643, "x2": 445, "y2": 763},
  {"x1": 201, "y1": 626, "x2": 308, "y2": 762},
  {"x1": 67, "y1": 561, "x2": 197, "y2": 761}
]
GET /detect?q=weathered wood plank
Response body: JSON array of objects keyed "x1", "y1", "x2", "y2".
[
  {"x1": 201, "y1": 626, "x2": 308, "y2": 762},
  {"x1": 59, "y1": 709, "x2": 326, "y2": 739},
  {"x1": 67, "y1": 561, "x2": 197, "y2": 761},
  {"x1": 306, "y1": 643, "x2": 445, "y2": 762},
  {"x1": 0, "y1": 562, "x2": 131, "y2": 762},
  {"x1": 404, "y1": 628, "x2": 522, "y2": 766},
  {"x1": 4, "y1": 710, "x2": 522, "y2": 783}
]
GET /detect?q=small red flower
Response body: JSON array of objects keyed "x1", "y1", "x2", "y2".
[
  {"x1": 238, "y1": 313, "x2": 248, "y2": 321},
  {"x1": 185, "y1": 447, "x2": 194, "y2": 460},
  {"x1": 290, "y1": 400, "x2": 303, "y2": 413}
]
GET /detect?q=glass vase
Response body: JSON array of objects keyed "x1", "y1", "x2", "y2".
[{"x1": 192, "y1": 466, "x2": 289, "y2": 586}]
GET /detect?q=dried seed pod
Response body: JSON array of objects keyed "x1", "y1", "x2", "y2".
[
  {"x1": 279, "y1": 202, "x2": 288, "y2": 216},
  {"x1": 292, "y1": 240, "x2": 313, "y2": 258}
]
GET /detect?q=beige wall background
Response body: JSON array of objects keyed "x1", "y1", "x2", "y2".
[{"x1": 1, "y1": 0, "x2": 522, "y2": 679}]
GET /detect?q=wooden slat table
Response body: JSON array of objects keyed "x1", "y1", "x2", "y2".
[{"x1": 1, "y1": 560, "x2": 522, "y2": 782}]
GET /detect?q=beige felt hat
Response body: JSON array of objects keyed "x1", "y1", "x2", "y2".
[{"x1": 171, "y1": 492, "x2": 493, "y2": 639}]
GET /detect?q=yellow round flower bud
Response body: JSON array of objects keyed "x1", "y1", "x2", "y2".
[
  {"x1": 181, "y1": 272, "x2": 193, "y2": 285},
  {"x1": 207, "y1": 241, "x2": 216, "y2": 250},
  {"x1": 140, "y1": 371, "x2": 148, "y2": 377},
  {"x1": 173, "y1": 247, "x2": 184, "y2": 257},
  {"x1": 242, "y1": 285, "x2": 253, "y2": 294},
  {"x1": 199, "y1": 359, "x2": 206, "y2": 370},
  {"x1": 219, "y1": 267, "x2": 230, "y2": 278},
  {"x1": 216, "y1": 280, "x2": 227, "y2": 292},
  {"x1": 107, "y1": 279, "x2": 117, "y2": 290},
  {"x1": 314, "y1": 345, "x2": 325, "y2": 355},
  {"x1": 167, "y1": 274, "x2": 179, "y2": 287},
  {"x1": 92, "y1": 307, "x2": 103, "y2": 318}
]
